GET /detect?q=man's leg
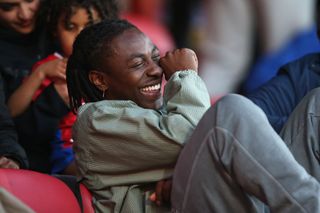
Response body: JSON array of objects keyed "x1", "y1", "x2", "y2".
[
  {"x1": 280, "y1": 88, "x2": 320, "y2": 180},
  {"x1": 171, "y1": 94, "x2": 320, "y2": 213}
]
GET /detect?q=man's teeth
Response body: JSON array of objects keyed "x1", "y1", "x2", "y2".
[{"x1": 141, "y1": 84, "x2": 160, "y2": 92}]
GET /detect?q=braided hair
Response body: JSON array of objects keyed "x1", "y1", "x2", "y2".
[
  {"x1": 66, "y1": 19, "x2": 139, "y2": 113},
  {"x1": 45, "y1": 0, "x2": 119, "y2": 35}
]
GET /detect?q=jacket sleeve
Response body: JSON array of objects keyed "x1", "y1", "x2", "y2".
[
  {"x1": 0, "y1": 73, "x2": 28, "y2": 168},
  {"x1": 247, "y1": 57, "x2": 320, "y2": 133}
]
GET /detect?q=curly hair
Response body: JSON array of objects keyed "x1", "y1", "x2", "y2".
[
  {"x1": 66, "y1": 19, "x2": 140, "y2": 113},
  {"x1": 45, "y1": 0, "x2": 119, "y2": 35}
]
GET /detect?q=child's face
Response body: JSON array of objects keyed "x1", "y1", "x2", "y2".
[
  {"x1": 101, "y1": 29, "x2": 163, "y2": 110},
  {"x1": 0, "y1": 0, "x2": 40, "y2": 34},
  {"x1": 56, "y1": 7, "x2": 100, "y2": 57}
]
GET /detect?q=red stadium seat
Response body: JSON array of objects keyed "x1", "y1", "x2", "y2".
[{"x1": 0, "y1": 169, "x2": 94, "y2": 213}]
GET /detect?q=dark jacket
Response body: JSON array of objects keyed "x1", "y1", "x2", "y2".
[
  {"x1": 0, "y1": 77, "x2": 28, "y2": 168},
  {"x1": 0, "y1": 25, "x2": 69, "y2": 173},
  {"x1": 247, "y1": 53, "x2": 320, "y2": 133}
]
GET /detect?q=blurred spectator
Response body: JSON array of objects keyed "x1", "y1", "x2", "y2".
[
  {"x1": 168, "y1": 0, "x2": 316, "y2": 97},
  {"x1": 7, "y1": 0, "x2": 119, "y2": 175},
  {"x1": 203, "y1": 0, "x2": 316, "y2": 96},
  {"x1": 0, "y1": 0, "x2": 66, "y2": 173},
  {"x1": 167, "y1": 0, "x2": 198, "y2": 48},
  {"x1": 242, "y1": 24, "x2": 320, "y2": 94}
]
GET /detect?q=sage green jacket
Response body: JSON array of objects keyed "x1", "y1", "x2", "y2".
[{"x1": 73, "y1": 70, "x2": 211, "y2": 212}]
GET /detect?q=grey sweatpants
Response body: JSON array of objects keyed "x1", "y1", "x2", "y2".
[{"x1": 171, "y1": 91, "x2": 320, "y2": 212}]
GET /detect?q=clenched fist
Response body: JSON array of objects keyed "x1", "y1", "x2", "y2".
[{"x1": 159, "y1": 48, "x2": 198, "y2": 80}]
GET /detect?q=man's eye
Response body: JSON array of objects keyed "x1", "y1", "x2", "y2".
[
  {"x1": 0, "y1": 4, "x2": 15, "y2": 12},
  {"x1": 25, "y1": 0, "x2": 34, "y2": 3},
  {"x1": 132, "y1": 62, "x2": 144, "y2": 68}
]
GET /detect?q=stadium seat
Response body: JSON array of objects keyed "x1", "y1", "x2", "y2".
[{"x1": 0, "y1": 169, "x2": 94, "y2": 213}]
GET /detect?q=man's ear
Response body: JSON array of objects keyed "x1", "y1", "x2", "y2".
[{"x1": 88, "y1": 70, "x2": 109, "y2": 91}]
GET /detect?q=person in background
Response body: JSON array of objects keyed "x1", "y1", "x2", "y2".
[
  {"x1": 246, "y1": 0, "x2": 320, "y2": 133},
  {"x1": 7, "y1": 0, "x2": 118, "y2": 175},
  {"x1": 0, "y1": 0, "x2": 54, "y2": 99},
  {"x1": 167, "y1": 0, "x2": 316, "y2": 97},
  {"x1": 0, "y1": 0, "x2": 58, "y2": 172}
]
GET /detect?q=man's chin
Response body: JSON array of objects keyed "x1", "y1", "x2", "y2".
[
  {"x1": 153, "y1": 97, "x2": 163, "y2": 110},
  {"x1": 139, "y1": 97, "x2": 163, "y2": 110},
  {"x1": 156, "y1": 96, "x2": 163, "y2": 109}
]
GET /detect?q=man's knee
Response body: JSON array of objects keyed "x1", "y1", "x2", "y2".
[
  {"x1": 215, "y1": 94, "x2": 261, "y2": 116},
  {"x1": 207, "y1": 94, "x2": 269, "y2": 130}
]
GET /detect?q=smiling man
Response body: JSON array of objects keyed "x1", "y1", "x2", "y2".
[{"x1": 66, "y1": 19, "x2": 210, "y2": 212}]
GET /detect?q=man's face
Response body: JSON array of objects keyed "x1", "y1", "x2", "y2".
[
  {"x1": 102, "y1": 29, "x2": 164, "y2": 109},
  {"x1": 0, "y1": 0, "x2": 40, "y2": 34}
]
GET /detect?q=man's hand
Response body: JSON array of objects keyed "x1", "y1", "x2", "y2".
[
  {"x1": 0, "y1": 156, "x2": 20, "y2": 169},
  {"x1": 159, "y1": 48, "x2": 198, "y2": 80},
  {"x1": 149, "y1": 179, "x2": 172, "y2": 206}
]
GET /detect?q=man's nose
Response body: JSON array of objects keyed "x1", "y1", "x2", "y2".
[{"x1": 147, "y1": 61, "x2": 163, "y2": 77}]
